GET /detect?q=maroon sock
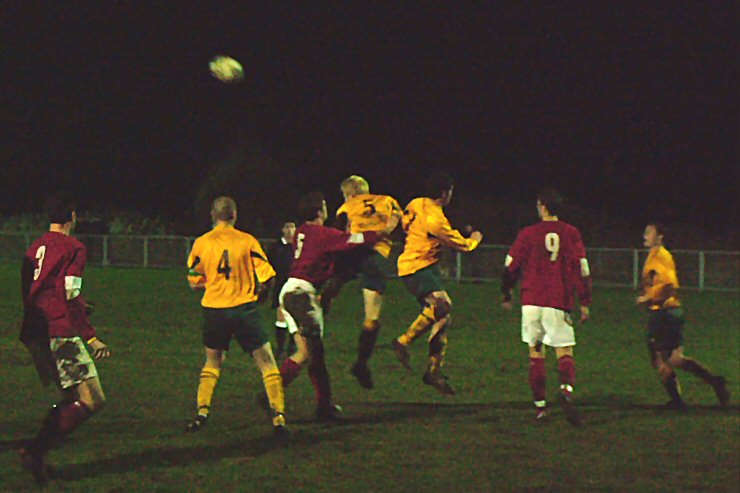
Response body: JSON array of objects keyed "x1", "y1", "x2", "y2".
[
  {"x1": 557, "y1": 355, "x2": 576, "y2": 388},
  {"x1": 31, "y1": 400, "x2": 92, "y2": 455},
  {"x1": 529, "y1": 357, "x2": 547, "y2": 403},
  {"x1": 308, "y1": 346, "x2": 332, "y2": 409},
  {"x1": 279, "y1": 358, "x2": 303, "y2": 388}
]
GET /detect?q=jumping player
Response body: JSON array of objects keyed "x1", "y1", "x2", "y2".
[
  {"x1": 392, "y1": 172, "x2": 482, "y2": 395},
  {"x1": 321, "y1": 175, "x2": 402, "y2": 389}
]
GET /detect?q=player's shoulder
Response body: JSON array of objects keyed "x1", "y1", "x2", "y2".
[{"x1": 657, "y1": 246, "x2": 674, "y2": 261}]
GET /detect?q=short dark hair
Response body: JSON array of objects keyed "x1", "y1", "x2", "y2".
[
  {"x1": 45, "y1": 193, "x2": 76, "y2": 224},
  {"x1": 425, "y1": 172, "x2": 454, "y2": 199},
  {"x1": 297, "y1": 191, "x2": 325, "y2": 222},
  {"x1": 647, "y1": 222, "x2": 666, "y2": 237},
  {"x1": 537, "y1": 188, "x2": 563, "y2": 216}
]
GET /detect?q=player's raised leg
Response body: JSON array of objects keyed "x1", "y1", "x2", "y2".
[
  {"x1": 186, "y1": 347, "x2": 224, "y2": 432},
  {"x1": 423, "y1": 317, "x2": 454, "y2": 395},
  {"x1": 668, "y1": 348, "x2": 730, "y2": 407}
]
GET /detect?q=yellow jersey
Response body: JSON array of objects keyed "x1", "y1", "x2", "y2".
[
  {"x1": 641, "y1": 246, "x2": 681, "y2": 310},
  {"x1": 187, "y1": 224, "x2": 276, "y2": 308},
  {"x1": 397, "y1": 197, "x2": 480, "y2": 276},
  {"x1": 336, "y1": 193, "x2": 402, "y2": 258}
]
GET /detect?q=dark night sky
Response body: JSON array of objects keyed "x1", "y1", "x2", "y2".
[{"x1": 1, "y1": 3, "x2": 736, "y2": 241}]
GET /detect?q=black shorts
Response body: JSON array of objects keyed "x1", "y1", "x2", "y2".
[
  {"x1": 647, "y1": 308, "x2": 685, "y2": 353},
  {"x1": 401, "y1": 264, "x2": 445, "y2": 305},
  {"x1": 333, "y1": 249, "x2": 391, "y2": 294},
  {"x1": 202, "y1": 302, "x2": 268, "y2": 353}
]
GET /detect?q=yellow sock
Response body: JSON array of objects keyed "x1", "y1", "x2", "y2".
[
  {"x1": 262, "y1": 369, "x2": 285, "y2": 425},
  {"x1": 197, "y1": 367, "x2": 221, "y2": 416},
  {"x1": 428, "y1": 332, "x2": 448, "y2": 373},
  {"x1": 398, "y1": 306, "x2": 435, "y2": 346}
]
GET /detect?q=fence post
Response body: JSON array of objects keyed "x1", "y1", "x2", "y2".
[
  {"x1": 102, "y1": 236, "x2": 109, "y2": 266},
  {"x1": 143, "y1": 237, "x2": 149, "y2": 268},
  {"x1": 632, "y1": 249, "x2": 639, "y2": 289},
  {"x1": 698, "y1": 251, "x2": 705, "y2": 292},
  {"x1": 456, "y1": 252, "x2": 462, "y2": 283}
]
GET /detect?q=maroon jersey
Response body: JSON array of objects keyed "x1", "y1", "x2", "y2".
[
  {"x1": 288, "y1": 223, "x2": 379, "y2": 287},
  {"x1": 505, "y1": 221, "x2": 591, "y2": 311},
  {"x1": 20, "y1": 231, "x2": 95, "y2": 341}
]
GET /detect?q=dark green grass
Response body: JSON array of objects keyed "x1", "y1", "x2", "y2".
[{"x1": 0, "y1": 264, "x2": 738, "y2": 492}]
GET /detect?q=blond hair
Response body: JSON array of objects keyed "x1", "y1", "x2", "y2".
[
  {"x1": 211, "y1": 196, "x2": 237, "y2": 223},
  {"x1": 340, "y1": 175, "x2": 370, "y2": 197}
]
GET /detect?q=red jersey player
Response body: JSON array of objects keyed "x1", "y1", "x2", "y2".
[
  {"x1": 273, "y1": 191, "x2": 397, "y2": 421},
  {"x1": 501, "y1": 189, "x2": 591, "y2": 426},
  {"x1": 19, "y1": 194, "x2": 110, "y2": 484}
]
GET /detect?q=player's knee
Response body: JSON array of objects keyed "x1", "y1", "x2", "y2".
[
  {"x1": 668, "y1": 353, "x2": 685, "y2": 368},
  {"x1": 657, "y1": 363, "x2": 674, "y2": 381},
  {"x1": 432, "y1": 297, "x2": 451, "y2": 320}
]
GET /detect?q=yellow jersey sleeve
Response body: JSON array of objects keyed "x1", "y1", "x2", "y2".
[
  {"x1": 641, "y1": 246, "x2": 680, "y2": 310},
  {"x1": 250, "y1": 237, "x2": 276, "y2": 283},
  {"x1": 427, "y1": 210, "x2": 480, "y2": 252}
]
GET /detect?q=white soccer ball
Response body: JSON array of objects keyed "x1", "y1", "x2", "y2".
[{"x1": 209, "y1": 55, "x2": 244, "y2": 83}]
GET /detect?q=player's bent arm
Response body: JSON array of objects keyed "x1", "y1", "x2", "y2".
[
  {"x1": 501, "y1": 267, "x2": 518, "y2": 302},
  {"x1": 431, "y1": 219, "x2": 480, "y2": 252}
]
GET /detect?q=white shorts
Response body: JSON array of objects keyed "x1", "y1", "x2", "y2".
[
  {"x1": 521, "y1": 305, "x2": 576, "y2": 348},
  {"x1": 24, "y1": 337, "x2": 99, "y2": 389},
  {"x1": 279, "y1": 278, "x2": 324, "y2": 337}
]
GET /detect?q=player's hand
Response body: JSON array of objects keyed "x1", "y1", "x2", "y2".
[
  {"x1": 89, "y1": 339, "x2": 111, "y2": 360},
  {"x1": 579, "y1": 306, "x2": 590, "y2": 323},
  {"x1": 470, "y1": 231, "x2": 483, "y2": 243},
  {"x1": 84, "y1": 301, "x2": 95, "y2": 316},
  {"x1": 635, "y1": 295, "x2": 649, "y2": 305},
  {"x1": 501, "y1": 300, "x2": 513, "y2": 310}
]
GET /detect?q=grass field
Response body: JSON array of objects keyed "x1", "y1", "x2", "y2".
[{"x1": 0, "y1": 264, "x2": 738, "y2": 492}]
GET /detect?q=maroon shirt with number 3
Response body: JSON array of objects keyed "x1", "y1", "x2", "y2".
[{"x1": 20, "y1": 231, "x2": 96, "y2": 341}]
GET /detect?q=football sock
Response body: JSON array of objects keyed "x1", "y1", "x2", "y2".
[
  {"x1": 275, "y1": 322, "x2": 288, "y2": 354},
  {"x1": 357, "y1": 319, "x2": 381, "y2": 365},
  {"x1": 662, "y1": 372, "x2": 683, "y2": 403},
  {"x1": 197, "y1": 367, "x2": 221, "y2": 416},
  {"x1": 529, "y1": 357, "x2": 547, "y2": 403},
  {"x1": 398, "y1": 305, "x2": 435, "y2": 346},
  {"x1": 427, "y1": 331, "x2": 448, "y2": 373},
  {"x1": 261, "y1": 369, "x2": 285, "y2": 416},
  {"x1": 279, "y1": 358, "x2": 303, "y2": 388},
  {"x1": 30, "y1": 400, "x2": 92, "y2": 455},
  {"x1": 308, "y1": 344, "x2": 332, "y2": 409},
  {"x1": 557, "y1": 355, "x2": 576, "y2": 389},
  {"x1": 679, "y1": 358, "x2": 717, "y2": 384}
]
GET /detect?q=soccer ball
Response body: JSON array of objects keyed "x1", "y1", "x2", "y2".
[{"x1": 209, "y1": 55, "x2": 244, "y2": 83}]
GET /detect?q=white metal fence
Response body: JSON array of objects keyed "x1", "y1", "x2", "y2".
[{"x1": 1, "y1": 233, "x2": 737, "y2": 292}]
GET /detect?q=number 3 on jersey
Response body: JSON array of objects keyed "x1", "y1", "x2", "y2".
[
  {"x1": 217, "y1": 250, "x2": 232, "y2": 279},
  {"x1": 33, "y1": 246, "x2": 46, "y2": 280},
  {"x1": 545, "y1": 233, "x2": 560, "y2": 261}
]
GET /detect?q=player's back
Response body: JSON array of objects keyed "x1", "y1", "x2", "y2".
[
  {"x1": 22, "y1": 232, "x2": 86, "y2": 338},
  {"x1": 510, "y1": 221, "x2": 586, "y2": 310},
  {"x1": 337, "y1": 194, "x2": 400, "y2": 258},
  {"x1": 398, "y1": 198, "x2": 445, "y2": 275},
  {"x1": 192, "y1": 225, "x2": 262, "y2": 308}
]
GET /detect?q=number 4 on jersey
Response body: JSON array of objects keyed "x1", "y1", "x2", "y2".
[{"x1": 217, "y1": 250, "x2": 232, "y2": 279}]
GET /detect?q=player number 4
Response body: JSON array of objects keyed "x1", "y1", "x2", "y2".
[
  {"x1": 545, "y1": 233, "x2": 560, "y2": 261},
  {"x1": 217, "y1": 250, "x2": 232, "y2": 279},
  {"x1": 33, "y1": 245, "x2": 46, "y2": 280}
]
